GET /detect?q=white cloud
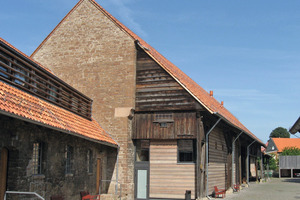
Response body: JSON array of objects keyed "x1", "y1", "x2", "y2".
[{"x1": 106, "y1": 0, "x2": 147, "y2": 37}]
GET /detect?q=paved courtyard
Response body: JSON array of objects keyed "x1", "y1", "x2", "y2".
[{"x1": 224, "y1": 178, "x2": 300, "y2": 200}]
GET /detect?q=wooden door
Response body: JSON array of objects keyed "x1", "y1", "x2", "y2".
[
  {"x1": 0, "y1": 148, "x2": 8, "y2": 200},
  {"x1": 96, "y1": 158, "x2": 101, "y2": 194}
]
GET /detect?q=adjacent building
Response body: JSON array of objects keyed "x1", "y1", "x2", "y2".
[
  {"x1": 0, "y1": 38, "x2": 118, "y2": 200},
  {"x1": 266, "y1": 138, "x2": 300, "y2": 178},
  {"x1": 266, "y1": 138, "x2": 300, "y2": 158}
]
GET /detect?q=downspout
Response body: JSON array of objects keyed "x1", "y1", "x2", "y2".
[
  {"x1": 246, "y1": 140, "x2": 256, "y2": 185},
  {"x1": 206, "y1": 117, "x2": 222, "y2": 198},
  {"x1": 231, "y1": 131, "x2": 243, "y2": 189},
  {"x1": 115, "y1": 147, "x2": 120, "y2": 196},
  {"x1": 261, "y1": 151, "x2": 263, "y2": 180}
]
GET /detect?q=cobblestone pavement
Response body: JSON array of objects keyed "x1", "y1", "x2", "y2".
[{"x1": 223, "y1": 178, "x2": 300, "y2": 200}]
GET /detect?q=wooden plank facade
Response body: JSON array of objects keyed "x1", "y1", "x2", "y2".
[
  {"x1": 133, "y1": 43, "x2": 263, "y2": 199},
  {"x1": 208, "y1": 128, "x2": 227, "y2": 194},
  {"x1": 136, "y1": 46, "x2": 202, "y2": 112},
  {"x1": 134, "y1": 112, "x2": 197, "y2": 140},
  {"x1": 149, "y1": 140, "x2": 195, "y2": 199}
]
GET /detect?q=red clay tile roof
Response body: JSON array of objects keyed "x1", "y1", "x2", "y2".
[
  {"x1": 272, "y1": 138, "x2": 300, "y2": 153},
  {"x1": 0, "y1": 81, "x2": 117, "y2": 146},
  {"x1": 31, "y1": 0, "x2": 264, "y2": 145},
  {"x1": 0, "y1": 39, "x2": 117, "y2": 147}
]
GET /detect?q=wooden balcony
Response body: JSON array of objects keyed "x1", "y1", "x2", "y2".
[{"x1": 0, "y1": 41, "x2": 92, "y2": 120}]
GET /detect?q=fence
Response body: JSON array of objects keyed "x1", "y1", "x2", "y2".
[
  {"x1": 279, "y1": 156, "x2": 300, "y2": 169},
  {"x1": 279, "y1": 156, "x2": 300, "y2": 178}
]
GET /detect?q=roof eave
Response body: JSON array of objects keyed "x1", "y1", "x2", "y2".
[
  {"x1": 289, "y1": 117, "x2": 300, "y2": 134},
  {"x1": 0, "y1": 109, "x2": 118, "y2": 148},
  {"x1": 213, "y1": 112, "x2": 265, "y2": 147}
]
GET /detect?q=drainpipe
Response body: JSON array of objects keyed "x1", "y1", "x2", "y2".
[
  {"x1": 260, "y1": 151, "x2": 263, "y2": 180},
  {"x1": 115, "y1": 147, "x2": 120, "y2": 196},
  {"x1": 232, "y1": 131, "x2": 243, "y2": 189},
  {"x1": 206, "y1": 117, "x2": 222, "y2": 198},
  {"x1": 246, "y1": 140, "x2": 256, "y2": 185}
]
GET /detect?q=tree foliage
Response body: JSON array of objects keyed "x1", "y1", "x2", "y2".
[
  {"x1": 281, "y1": 146, "x2": 300, "y2": 156},
  {"x1": 269, "y1": 127, "x2": 290, "y2": 138},
  {"x1": 268, "y1": 157, "x2": 278, "y2": 170}
]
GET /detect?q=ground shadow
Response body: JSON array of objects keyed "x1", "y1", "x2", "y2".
[{"x1": 282, "y1": 178, "x2": 300, "y2": 184}]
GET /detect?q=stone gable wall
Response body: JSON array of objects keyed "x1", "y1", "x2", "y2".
[{"x1": 32, "y1": 0, "x2": 136, "y2": 198}]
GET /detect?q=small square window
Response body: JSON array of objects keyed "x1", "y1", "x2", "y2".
[
  {"x1": 135, "y1": 140, "x2": 149, "y2": 162},
  {"x1": 178, "y1": 140, "x2": 196, "y2": 163}
]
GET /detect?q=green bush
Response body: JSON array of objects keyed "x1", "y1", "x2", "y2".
[{"x1": 281, "y1": 146, "x2": 300, "y2": 156}]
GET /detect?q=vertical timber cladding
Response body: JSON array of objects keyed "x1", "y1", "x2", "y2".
[
  {"x1": 235, "y1": 140, "x2": 240, "y2": 185},
  {"x1": 208, "y1": 128, "x2": 227, "y2": 195},
  {"x1": 150, "y1": 140, "x2": 195, "y2": 199},
  {"x1": 135, "y1": 46, "x2": 201, "y2": 112},
  {"x1": 133, "y1": 112, "x2": 197, "y2": 139}
]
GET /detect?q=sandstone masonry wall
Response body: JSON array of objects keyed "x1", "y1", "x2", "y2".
[
  {"x1": 32, "y1": 0, "x2": 136, "y2": 198},
  {"x1": 0, "y1": 115, "x2": 116, "y2": 200}
]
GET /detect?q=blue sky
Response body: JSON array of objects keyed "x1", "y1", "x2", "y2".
[{"x1": 1, "y1": 0, "x2": 299, "y2": 143}]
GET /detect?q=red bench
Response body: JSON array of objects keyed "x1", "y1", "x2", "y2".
[
  {"x1": 80, "y1": 191, "x2": 100, "y2": 200},
  {"x1": 234, "y1": 183, "x2": 240, "y2": 192},
  {"x1": 214, "y1": 186, "x2": 226, "y2": 198}
]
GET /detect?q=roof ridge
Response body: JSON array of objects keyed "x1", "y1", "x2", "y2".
[{"x1": 31, "y1": 0, "x2": 264, "y2": 145}]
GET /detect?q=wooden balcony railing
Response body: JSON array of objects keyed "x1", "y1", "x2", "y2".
[{"x1": 0, "y1": 42, "x2": 92, "y2": 120}]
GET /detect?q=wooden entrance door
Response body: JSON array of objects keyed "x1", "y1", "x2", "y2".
[
  {"x1": 96, "y1": 158, "x2": 101, "y2": 194},
  {"x1": 0, "y1": 148, "x2": 8, "y2": 200}
]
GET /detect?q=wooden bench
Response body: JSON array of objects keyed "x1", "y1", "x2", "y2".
[
  {"x1": 80, "y1": 191, "x2": 100, "y2": 200},
  {"x1": 214, "y1": 186, "x2": 226, "y2": 198}
]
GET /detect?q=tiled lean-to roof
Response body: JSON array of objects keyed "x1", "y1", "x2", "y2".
[
  {"x1": 0, "y1": 38, "x2": 117, "y2": 147},
  {"x1": 272, "y1": 138, "x2": 300, "y2": 153},
  {"x1": 32, "y1": 0, "x2": 264, "y2": 145}
]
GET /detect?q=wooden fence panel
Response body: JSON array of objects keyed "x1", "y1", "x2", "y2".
[{"x1": 279, "y1": 156, "x2": 300, "y2": 169}]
